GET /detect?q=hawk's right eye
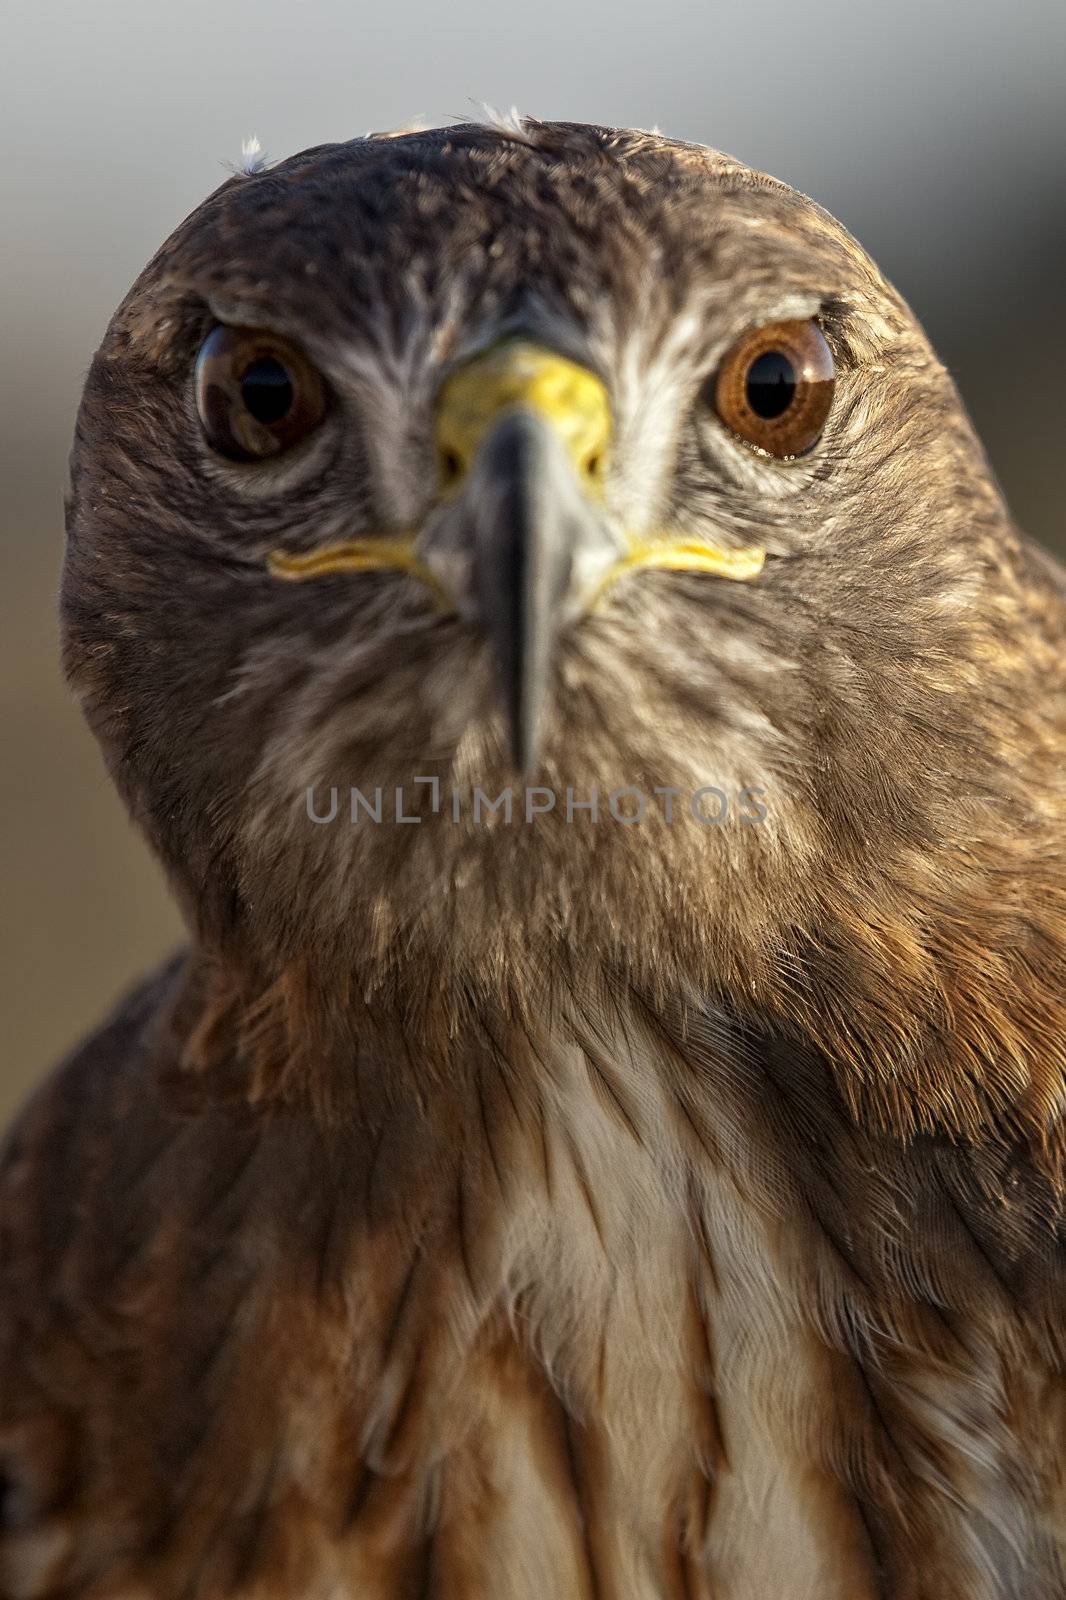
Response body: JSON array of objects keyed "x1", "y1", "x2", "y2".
[{"x1": 194, "y1": 325, "x2": 328, "y2": 462}]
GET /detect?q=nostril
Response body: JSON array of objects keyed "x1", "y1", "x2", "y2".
[
  {"x1": 584, "y1": 452, "x2": 604, "y2": 482},
  {"x1": 439, "y1": 448, "x2": 464, "y2": 488},
  {"x1": 0, "y1": 1462, "x2": 18, "y2": 1530}
]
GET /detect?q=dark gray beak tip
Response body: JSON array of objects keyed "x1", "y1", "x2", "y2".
[
  {"x1": 509, "y1": 712, "x2": 544, "y2": 780},
  {"x1": 498, "y1": 629, "x2": 549, "y2": 778},
  {"x1": 471, "y1": 411, "x2": 586, "y2": 783}
]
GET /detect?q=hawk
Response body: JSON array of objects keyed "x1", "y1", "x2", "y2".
[{"x1": 3, "y1": 118, "x2": 1066, "y2": 1600}]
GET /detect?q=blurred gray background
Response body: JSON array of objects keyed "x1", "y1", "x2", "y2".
[{"x1": 2, "y1": 0, "x2": 1064, "y2": 1123}]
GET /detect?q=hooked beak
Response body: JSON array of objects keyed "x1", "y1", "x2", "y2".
[
  {"x1": 267, "y1": 341, "x2": 766, "y2": 776},
  {"x1": 426, "y1": 341, "x2": 623, "y2": 772}
]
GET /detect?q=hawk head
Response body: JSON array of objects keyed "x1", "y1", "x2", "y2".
[{"x1": 62, "y1": 120, "x2": 1066, "y2": 1119}]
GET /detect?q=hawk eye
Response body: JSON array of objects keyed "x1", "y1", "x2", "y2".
[
  {"x1": 709, "y1": 319, "x2": 835, "y2": 458},
  {"x1": 194, "y1": 325, "x2": 327, "y2": 461}
]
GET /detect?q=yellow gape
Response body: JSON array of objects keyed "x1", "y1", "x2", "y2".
[
  {"x1": 588, "y1": 538, "x2": 765, "y2": 606},
  {"x1": 267, "y1": 538, "x2": 451, "y2": 605}
]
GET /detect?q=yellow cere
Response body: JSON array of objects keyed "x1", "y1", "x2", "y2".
[{"x1": 435, "y1": 340, "x2": 612, "y2": 493}]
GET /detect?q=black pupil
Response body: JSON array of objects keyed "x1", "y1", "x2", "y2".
[
  {"x1": 745, "y1": 349, "x2": 797, "y2": 419},
  {"x1": 240, "y1": 357, "x2": 294, "y2": 425}
]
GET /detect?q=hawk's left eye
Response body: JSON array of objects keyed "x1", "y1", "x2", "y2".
[
  {"x1": 195, "y1": 325, "x2": 328, "y2": 461},
  {"x1": 707, "y1": 318, "x2": 835, "y2": 459}
]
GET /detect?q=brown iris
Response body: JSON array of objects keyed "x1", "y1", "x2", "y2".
[
  {"x1": 194, "y1": 325, "x2": 328, "y2": 461},
  {"x1": 710, "y1": 319, "x2": 835, "y2": 458}
]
